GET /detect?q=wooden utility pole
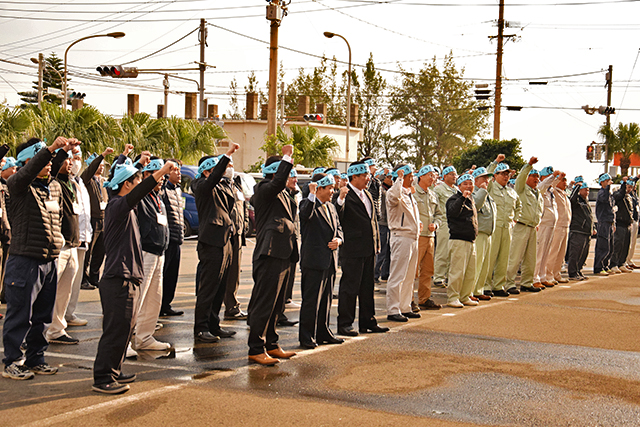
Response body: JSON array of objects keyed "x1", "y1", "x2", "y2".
[
  {"x1": 493, "y1": 0, "x2": 505, "y2": 140},
  {"x1": 604, "y1": 65, "x2": 613, "y2": 174},
  {"x1": 267, "y1": 1, "x2": 281, "y2": 137},
  {"x1": 199, "y1": 18, "x2": 207, "y2": 122},
  {"x1": 37, "y1": 53, "x2": 44, "y2": 108}
]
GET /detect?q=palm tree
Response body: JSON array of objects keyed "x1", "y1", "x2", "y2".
[
  {"x1": 599, "y1": 122, "x2": 640, "y2": 176},
  {"x1": 0, "y1": 105, "x2": 32, "y2": 149},
  {"x1": 164, "y1": 117, "x2": 226, "y2": 164},
  {"x1": 270, "y1": 124, "x2": 339, "y2": 168}
]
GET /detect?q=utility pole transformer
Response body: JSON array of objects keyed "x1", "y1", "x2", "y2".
[{"x1": 266, "y1": 1, "x2": 283, "y2": 137}]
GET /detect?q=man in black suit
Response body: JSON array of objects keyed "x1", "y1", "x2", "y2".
[
  {"x1": 191, "y1": 143, "x2": 240, "y2": 343},
  {"x1": 298, "y1": 173, "x2": 344, "y2": 349},
  {"x1": 247, "y1": 145, "x2": 298, "y2": 365},
  {"x1": 335, "y1": 161, "x2": 389, "y2": 336}
]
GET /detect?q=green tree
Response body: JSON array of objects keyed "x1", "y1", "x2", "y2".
[
  {"x1": 598, "y1": 122, "x2": 640, "y2": 177},
  {"x1": 226, "y1": 77, "x2": 242, "y2": 119},
  {"x1": 165, "y1": 116, "x2": 226, "y2": 164},
  {"x1": 452, "y1": 138, "x2": 525, "y2": 174},
  {"x1": 0, "y1": 105, "x2": 32, "y2": 148},
  {"x1": 18, "y1": 53, "x2": 67, "y2": 106},
  {"x1": 353, "y1": 53, "x2": 388, "y2": 159},
  {"x1": 260, "y1": 125, "x2": 338, "y2": 168},
  {"x1": 388, "y1": 54, "x2": 489, "y2": 167}
]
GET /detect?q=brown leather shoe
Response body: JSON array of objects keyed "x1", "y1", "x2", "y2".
[
  {"x1": 474, "y1": 294, "x2": 491, "y2": 301},
  {"x1": 533, "y1": 282, "x2": 546, "y2": 289},
  {"x1": 248, "y1": 353, "x2": 279, "y2": 365},
  {"x1": 541, "y1": 281, "x2": 555, "y2": 287},
  {"x1": 267, "y1": 347, "x2": 297, "y2": 359},
  {"x1": 469, "y1": 296, "x2": 479, "y2": 302}
]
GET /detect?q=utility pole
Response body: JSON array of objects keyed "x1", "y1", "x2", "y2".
[
  {"x1": 266, "y1": 1, "x2": 283, "y2": 137},
  {"x1": 163, "y1": 74, "x2": 169, "y2": 118},
  {"x1": 199, "y1": 18, "x2": 207, "y2": 122},
  {"x1": 604, "y1": 65, "x2": 613, "y2": 174},
  {"x1": 280, "y1": 81, "x2": 285, "y2": 127},
  {"x1": 493, "y1": 0, "x2": 505, "y2": 140},
  {"x1": 37, "y1": 53, "x2": 44, "y2": 109}
]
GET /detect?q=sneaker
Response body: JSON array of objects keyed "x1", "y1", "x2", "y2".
[
  {"x1": 579, "y1": 274, "x2": 589, "y2": 280},
  {"x1": 92, "y1": 382, "x2": 130, "y2": 394},
  {"x1": 48, "y1": 334, "x2": 79, "y2": 345},
  {"x1": 66, "y1": 316, "x2": 88, "y2": 326},
  {"x1": 27, "y1": 363, "x2": 58, "y2": 375},
  {"x1": 597, "y1": 270, "x2": 610, "y2": 276},
  {"x1": 620, "y1": 266, "x2": 632, "y2": 273},
  {"x1": 447, "y1": 300, "x2": 464, "y2": 308},
  {"x1": 155, "y1": 322, "x2": 163, "y2": 331},
  {"x1": 556, "y1": 278, "x2": 569, "y2": 283},
  {"x1": 133, "y1": 339, "x2": 171, "y2": 351},
  {"x1": 611, "y1": 266, "x2": 621, "y2": 274},
  {"x1": 116, "y1": 373, "x2": 136, "y2": 384},
  {"x1": 461, "y1": 299, "x2": 479, "y2": 306},
  {"x1": 418, "y1": 299, "x2": 441, "y2": 310},
  {"x1": 3, "y1": 363, "x2": 34, "y2": 380},
  {"x1": 126, "y1": 343, "x2": 138, "y2": 358},
  {"x1": 568, "y1": 276, "x2": 582, "y2": 281}
]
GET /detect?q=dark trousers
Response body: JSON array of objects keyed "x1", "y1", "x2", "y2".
[
  {"x1": 613, "y1": 224, "x2": 631, "y2": 267},
  {"x1": 567, "y1": 232, "x2": 590, "y2": 277},
  {"x1": 194, "y1": 242, "x2": 231, "y2": 334},
  {"x1": 161, "y1": 241, "x2": 182, "y2": 312},
  {"x1": 374, "y1": 224, "x2": 390, "y2": 281},
  {"x1": 93, "y1": 277, "x2": 140, "y2": 385},
  {"x1": 84, "y1": 217, "x2": 105, "y2": 285},
  {"x1": 2, "y1": 255, "x2": 57, "y2": 367},
  {"x1": 299, "y1": 264, "x2": 336, "y2": 344},
  {"x1": 0, "y1": 243, "x2": 8, "y2": 302},
  {"x1": 594, "y1": 222, "x2": 614, "y2": 273},
  {"x1": 277, "y1": 261, "x2": 297, "y2": 321},
  {"x1": 337, "y1": 255, "x2": 378, "y2": 330},
  {"x1": 223, "y1": 236, "x2": 242, "y2": 315},
  {"x1": 247, "y1": 256, "x2": 290, "y2": 355}
]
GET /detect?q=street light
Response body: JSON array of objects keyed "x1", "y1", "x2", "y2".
[
  {"x1": 63, "y1": 32, "x2": 125, "y2": 110},
  {"x1": 324, "y1": 31, "x2": 352, "y2": 162}
]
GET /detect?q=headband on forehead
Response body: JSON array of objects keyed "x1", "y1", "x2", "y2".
[
  {"x1": 17, "y1": 141, "x2": 47, "y2": 166},
  {"x1": 111, "y1": 157, "x2": 132, "y2": 172},
  {"x1": 416, "y1": 165, "x2": 434, "y2": 178},
  {"x1": 85, "y1": 153, "x2": 99, "y2": 166},
  {"x1": 316, "y1": 174, "x2": 335, "y2": 188},
  {"x1": 312, "y1": 167, "x2": 326, "y2": 175},
  {"x1": 290, "y1": 169, "x2": 297, "y2": 178},
  {"x1": 142, "y1": 158, "x2": 164, "y2": 172},
  {"x1": 55, "y1": 147, "x2": 72, "y2": 159},
  {"x1": 495, "y1": 163, "x2": 510, "y2": 173},
  {"x1": 340, "y1": 173, "x2": 347, "y2": 180},
  {"x1": 363, "y1": 158, "x2": 376, "y2": 167},
  {"x1": 2, "y1": 157, "x2": 17, "y2": 171},
  {"x1": 574, "y1": 175, "x2": 584, "y2": 183},
  {"x1": 472, "y1": 167, "x2": 493, "y2": 179},
  {"x1": 262, "y1": 160, "x2": 281, "y2": 177},
  {"x1": 598, "y1": 173, "x2": 611, "y2": 183},
  {"x1": 456, "y1": 173, "x2": 473, "y2": 186},
  {"x1": 347, "y1": 163, "x2": 369, "y2": 177},
  {"x1": 540, "y1": 166, "x2": 554, "y2": 176},
  {"x1": 196, "y1": 156, "x2": 219, "y2": 179},
  {"x1": 392, "y1": 164, "x2": 414, "y2": 178},
  {"x1": 529, "y1": 169, "x2": 540, "y2": 176},
  {"x1": 580, "y1": 182, "x2": 589, "y2": 189},
  {"x1": 103, "y1": 164, "x2": 139, "y2": 191},
  {"x1": 442, "y1": 165, "x2": 456, "y2": 177},
  {"x1": 374, "y1": 169, "x2": 386, "y2": 178},
  {"x1": 325, "y1": 169, "x2": 341, "y2": 177}
]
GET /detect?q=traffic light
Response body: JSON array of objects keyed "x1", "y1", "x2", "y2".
[
  {"x1": 586, "y1": 144, "x2": 594, "y2": 161},
  {"x1": 67, "y1": 91, "x2": 86, "y2": 100},
  {"x1": 303, "y1": 113, "x2": 324, "y2": 122},
  {"x1": 96, "y1": 65, "x2": 139, "y2": 78},
  {"x1": 598, "y1": 106, "x2": 615, "y2": 115},
  {"x1": 474, "y1": 84, "x2": 491, "y2": 100}
]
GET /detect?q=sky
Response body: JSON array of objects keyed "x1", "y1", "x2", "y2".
[{"x1": 1, "y1": 0, "x2": 640, "y2": 182}]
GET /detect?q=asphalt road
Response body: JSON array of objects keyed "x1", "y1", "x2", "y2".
[{"x1": 2, "y1": 237, "x2": 640, "y2": 426}]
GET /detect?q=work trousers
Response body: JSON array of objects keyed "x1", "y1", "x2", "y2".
[
  {"x1": 161, "y1": 241, "x2": 182, "y2": 313},
  {"x1": 446, "y1": 240, "x2": 476, "y2": 304},
  {"x1": 506, "y1": 223, "x2": 537, "y2": 289},
  {"x1": 374, "y1": 224, "x2": 391, "y2": 281},
  {"x1": 47, "y1": 245, "x2": 78, "y2": 340},
  {"x1": 132, "y1": 251, "x2": 164, "y2": 349},
  {"x1": 223, "y1": 236, "x2": 242, "y2": 315},
  {"x1": 485, "y1": 225, "x2": 513, "y2": 291},
  {"x1": 337, "y1": 255, "x2": 378, "y2": 330},
  {"x1": 433, "y1": 222, "x2": 451, "y2": 283},
  {"x1": 534, "y1": 223, "x2": 556, "y2": 283},
  {"x1": 299, "y1": 263, "x2": 336, "y2": 345},
  {"x1": 93, "y1": 277, "x2": 140, "y2": 385},
  {"x1": 567, "y1": 232, "x2": 590, "y2": 278},
  {"x1": 386, "y1": 234, "x2": 419, "y2": 316},
  {"x1": 66, "y1": 247, "x2": 86, "y2": 322},
  {"x1": 547, "y1": 225, "x2": 569, "y2": 282},
  {"x1": 84, "y1": 217, "x2": 104, "y2": 286},
  {"x1": 416, "y1": 235, "x2": 435, "y2": 304},
  {"x1": 194, "y1": 242, "x2": 231, "y2": 334},
  {"x1": 594, "y1": 222, "x2": 614, "y2": 273},
  {"x1": 626, "y1": 221, "x2": 638, "y2": 265},
  {"x1": 247, "y1": 256, "x2": 290, "y2": 355},
  {"x1": 473, "y1": 232, "x2": 492, "y2": 296},
  {"x1": 2, "y1": 255, "x2": 57, "y2": 367},
  {"x1": 613, "y1": 224, "x2": 631, "y2": 268}
]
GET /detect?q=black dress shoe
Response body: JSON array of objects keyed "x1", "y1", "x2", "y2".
[
  {"x1": 387, "y1": 314, "x2": 408, "y2": 322},
  {"x1": 337, "y1": 326, "x2": 359, "y2": 336},
  {"x1": 300, "y1": 341, "x2": 318, "y2": 349},
  {"x1": 360, "y1": 325, "x2": 390, "y2": 333},
  {"x1": 506, "y1": 287, "x2": 520, "y2": 295},
  {"x1": 493, "y1": 289, "x2": 510, "y2": 297},
  {"x1": 484, "y1": 290, "x2": 494, "y2": 297},
  {"x1": 402, "y1": 312, "x2": 421, "y2": 319},
  {"x1": 277, "y1": 319, "x2": 299, "y2": 327},
  {"x1": 224, "y1": 310, "x2": 248, "y2": 320},
  {"x1": 160, "y1": 308, "x2": 184, "y2": 317},
  {"x1": 520, "y1": 286, "x2": 541, "y2": 293},
  {"x1": 211, "y1": 328, "x2": 236, "y2": 338},
  {"x1": 320, "y1": 336, "x2": 344, "y2": 345},
  {"x1": 195, "y1": 331, "x2": 220, "y2": 343},
  {"x1": 116, "y1": 373, "x2": 136, "y2": 384}
]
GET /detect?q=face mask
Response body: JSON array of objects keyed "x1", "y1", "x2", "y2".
[
  {"x1": 224, "y1": 167, "x2": 234, "y2": 179},
  {"x1": 71, "y1": 159, "x2": 82, "y2": 176}
]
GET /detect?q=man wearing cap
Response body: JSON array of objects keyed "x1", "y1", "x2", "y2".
[
  {"x1": 506, "y1": 157, "x2": 544, "y2": 293},
  {"x1": 192, "y1": 146, "x2": 241, "y2": 344},
  {"x1": 484, "y1": 154, "x2": 520, "y2": 297},
  {"x1": 298, "y1": 173, "x2": 344, "y2": 348},
  {"x1": 433, "y1": 166, "x2": 458, "y2": 287},
  {"x1": 567, "y1": 182, "x2": 593, "y2": 280},
  {"x1": 93, "y1": 154, "x2": 177, "y2": 394},
  {"x1": 611, "y1": 177, "x2": 634, "y2": 273},
  {"x1": 413, "y1": 165, "x2": 442, "y2": 310},
  {"x1": 594, "y1": 173, "x2": 616, "y2": 275},
  {"x1": 533, "y1": 166, "x2": 562, "y2": 289},
  {"x1": 247, "y1": 145, "x2": 299, "y2": 365},
  {"x1": 385, "y1": 164, "x2": 422, "y2": 321},
  {"x1": 3, "y1": 136, "x2": 68, "y2": 380},
  {"x1": 547, "y1": 173, "x2": 572, "y2": 284},
  {"x1": 446, "y1": 173, "x2": 478, "y2": 308},
  {"x1": 335, "y1": 160, "x2": 389, "y2": 336},
  {"x1": 471, "y1": 167, "x2": 496, "y2": 301}
]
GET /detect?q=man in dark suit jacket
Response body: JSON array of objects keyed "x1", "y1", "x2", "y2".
[
  {"x1": 191, "y1": 143, "x2": 240, "y2": 343},
  {"x1": 335, "y1": 161, "x2": 389, "y2": 336},
  {"x1": 247, "y1": 145, "x2": 299, "y2": 365},
  {"x1": 298, "y1": 173, "x2": 345, "y2": 349}
]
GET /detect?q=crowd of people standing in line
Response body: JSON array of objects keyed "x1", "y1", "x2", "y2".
[{"x1": 0, "y1": 137, "x2": 638, "y2": 395}]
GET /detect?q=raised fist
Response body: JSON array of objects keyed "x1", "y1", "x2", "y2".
[
  {"x1": 309, "y1": 182, "x2": 318, "y2": 195},
  {"x1": 528, "y1": 156, "x2": 538, "y2": 166},
  {"x1": 496, "y1": 154, "x2": 506, "y2": 163},
  {"x1": 339, "y1": 186, "x2": 349, "y2": 200},
  {"x1": 226, "y1": 143, "x2": 240, "y2": 156},
  {"x1": 282, "y1": 144, "x2": 294, "y2": 157}
]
